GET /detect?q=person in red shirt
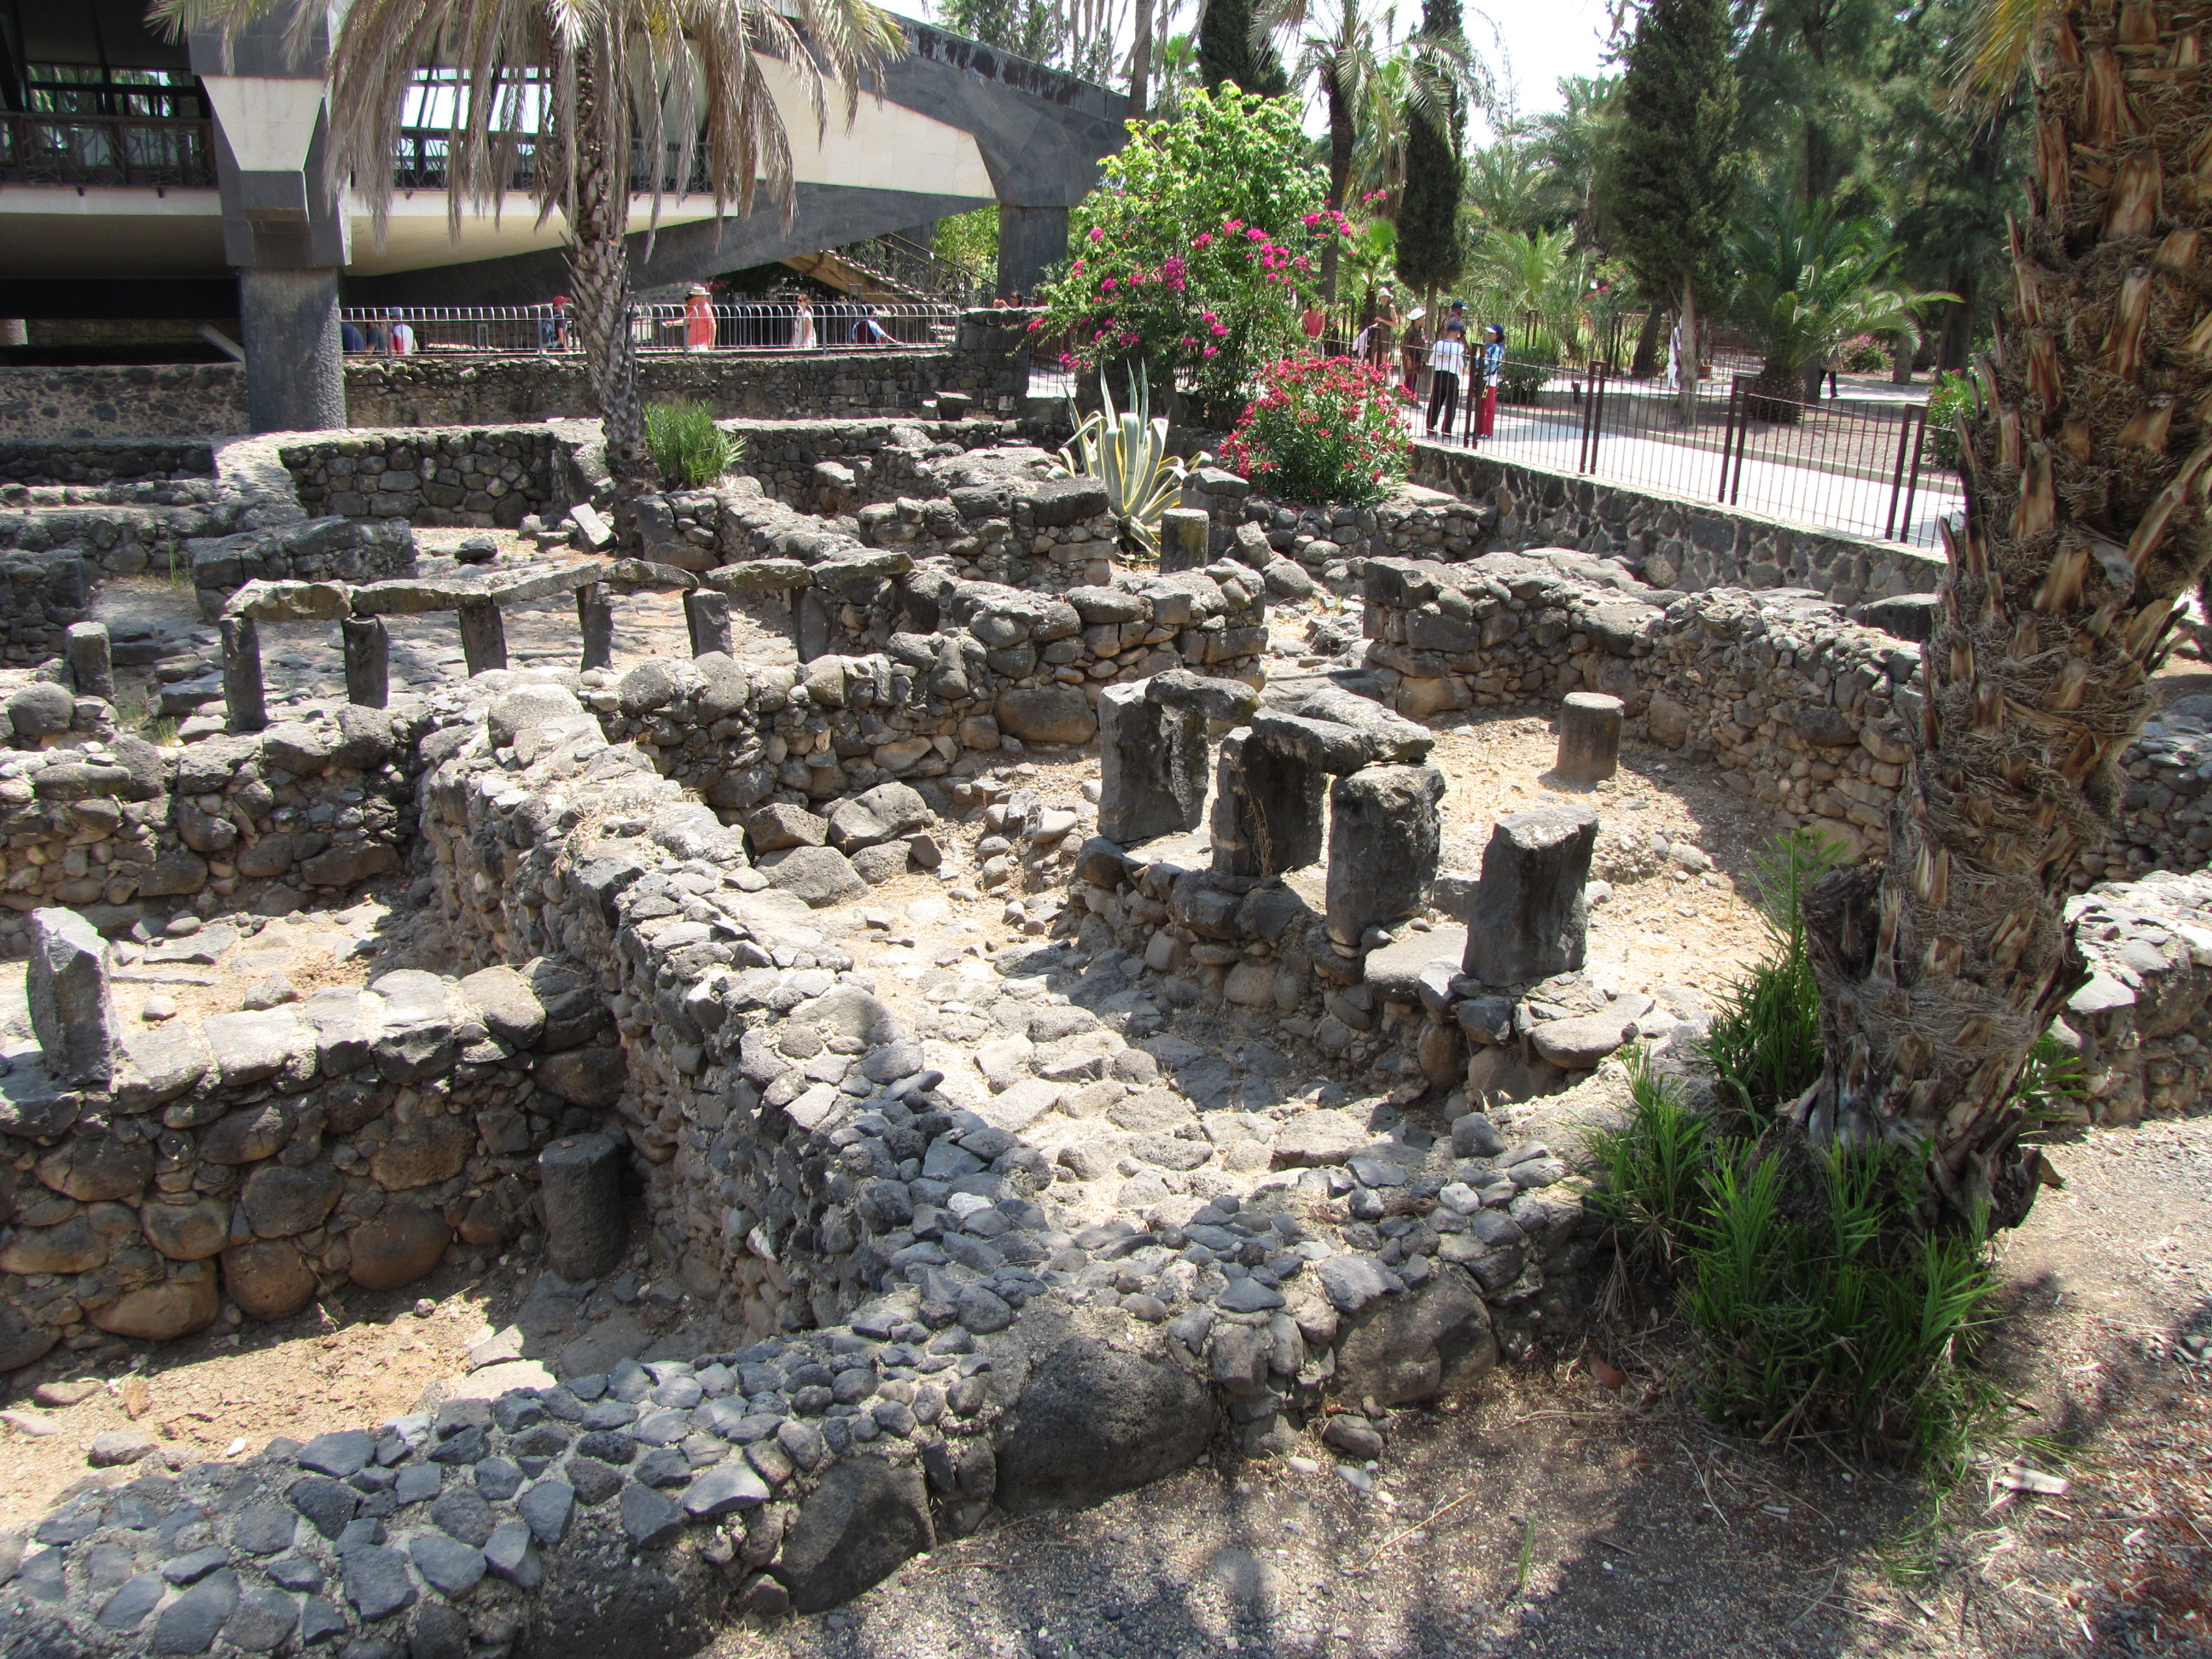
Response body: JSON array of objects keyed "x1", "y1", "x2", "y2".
[{"x1": 684, "y1": 284, "x2": 715, "y2": 352}]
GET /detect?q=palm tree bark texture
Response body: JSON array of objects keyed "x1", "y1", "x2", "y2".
[
  {"x1": 1797, "y1": 0, "x2": 2212, "y2": 1233},
  {"x1": 564, "y1": 27, "x2": 650, "y2": 497}
]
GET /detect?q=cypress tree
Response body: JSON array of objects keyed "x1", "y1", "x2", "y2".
[
  {"x1": 1198, "y1": 0, "x2": 1289, "y2": 97},
  {"x1": 1394, "y1": 0, "x2": 1464, "y2": 299},
  {"x1": 1610, "y1": 0, "x2": 1740, "y2": 418}
]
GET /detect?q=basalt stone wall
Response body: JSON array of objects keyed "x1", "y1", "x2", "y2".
[
  {"x1": 0, "y1": 696, "x2": 428, "y2": 956},
  {"x1": 1359, "y1": 553, "x2": 2209, "y2": 881},
  {"x1": 1405, "y1": 442, "x2": 1948, "y2": 606},
  {"x1": 189, "y1": 517, "x2": 420, "y2": 617},
  {"x1": 0, "y1": 364, "x2": 250, "y2": 440},
  {"x1": 0, "y1": 958, "x2": 595, "y2": 1376},
  {"x1": 279, "y1": 429, "x2": 574, "y2": 530},
  {"x1": 725, "y1": 417, "x2": 1039, "y2": 512},
  {"x1": 344, "y1": 338, "x2": 1027, "y2": 430},
  {"x1": 0, "y1": 549, "x2": 102, "y2": 667},
  {"x1": 0, "y1": 440, "x2": 217, "y2": 491},
  {"x1": 2061, "y1": 870, "x2": 2212, "y2": 1126}
]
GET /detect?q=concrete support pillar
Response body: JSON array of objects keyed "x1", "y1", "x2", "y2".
[
  {"x1": 238, "y1": 268, "x2": 345, "y2": 433},
  {"x1": 684, "y1": 589, "x2": 733, "y2": 658},
  {"x1": 997, "y1": 205, "x2": 1070, "y2": 300},
  {"x1": 459, "y1": 597, "x2": 507, "y2": 675},
  {"x1": 343, "y1": 615, "x2": 389, "y2": 707},
  {"x1": 578, "y1": 584, "x2": 614, "y2": 670},
  {"x1": 0, "y1": 320, "x2": 26, "y2": 346},
  {"x1": 221, "y1": 614, "x2": 266, "y2": 732},
  {"x1": 65, "y1": 622, "x2": 114, "y2": 701}
]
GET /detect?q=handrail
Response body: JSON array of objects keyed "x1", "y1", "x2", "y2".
[{"x1": 0, "y1": 113, "x2": 216, "y2": 189}]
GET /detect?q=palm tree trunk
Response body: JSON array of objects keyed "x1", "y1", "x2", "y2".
[
  {"x1": 566, "y1": 33, "x2": 653, "y2": 511},
  {"x1": 1795, "y1": 0, "x2": 2212, "y2": 1234},
  {"x1": 1323, "y1": 69, "x2": 1353, "y2": 304},
  {"x1": 1130, "y1": 0, "x2": 1155, "y2": 118}
]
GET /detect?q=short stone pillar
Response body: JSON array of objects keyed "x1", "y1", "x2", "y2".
[
  {"x1": 1160, "y1": 507, "x2": 1210, "y2": 573},
  {"x1": 27, "y1": 907, "x2": 119, "y2": 1085},
  {"x1": 1324, "y1": 765, "x2": 1446, "y2": 945},
  {"x1": 538, "y1": 1132, "x2": 627, "y2": 1280},
  {"x1": 578, "y1": 584, "x2": 614, "y2": 671},
  {"x1": 1211, "y1": 730, "x2": 1326, "y2": 879},
  {"x1": 1461, "y1": 806, "x2": 1600, "y2": 985},
  {"x1": 343, "y1": 615, "x2": 389, "y2": 707},
  {"x1": 458, "y1": 596, "x2": 507, "y2": 675},
  {"x1": 1556, "y1": 692, "x2": 1624, "y2": 784},
  {"x1": 1097, "y1": 681, "x2": 1208, "y2": 843},
  {"x1": 684, "y1": 589, "x2": 733, "y2": 658},
  {"x1": 65, "y1": 622, "x2": 114, "y2": 701},
  {"x1": 220, "y1": 614, "x2": 266, "y2": 732}
]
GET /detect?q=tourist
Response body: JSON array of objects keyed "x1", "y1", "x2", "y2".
[
  {"x1": 852, "y1": 304, "x2": 892, "y2": 346},
  {"x1": 1400, "y1": 310, "x2": 1427, "y2": 398},
  {"x1": 790, "y1": 293, "x2": 818, "y2": 350},
  {"x1": 1476, "y1": 323, "x2": 1505, "y2": 438},
  {"x1": 1425, "y1": 318, "x2": 1468, "y2": 438},
  {"x1": 386, "y1": 309, "x2": 416, "y2": 355},
  {"x1": 1301, "y1": 300, "x2": 1327, "y2": 349},
  {"x1": 341, "y1": 318, "x2": 365, "y2": 353},
  {"x1": 684, "y1": 283, "x2": 715, "y2": 352}
]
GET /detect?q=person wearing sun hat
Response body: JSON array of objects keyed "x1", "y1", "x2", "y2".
[
  {"x1": 1475, "y1": 323, "x2": 1505, "y2": 438},
  {"x1": 684, "y1": 283, "x2": 715, "y2": 352}
]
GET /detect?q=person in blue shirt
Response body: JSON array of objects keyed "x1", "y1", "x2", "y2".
[{"x1": 1475, "y1": 323, "x2": 1506, "y2": 438}]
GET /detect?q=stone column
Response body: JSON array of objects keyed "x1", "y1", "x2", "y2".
[
  {"x1": 64, "y1": 622, "x2": 114, "y2": 701},
  {"x1": 343, "y1": 615, "x2": 389, "y2": 707},
  {"x1": 1209, "y1": 730, "x2": 1326, "y2": 880},
  {"x1": 1097, "y1": 681, "x2": 1208, "y2": 843},
  {"x1": 578, "y1": 584, "x2": 614, "y2": 670},
  {"x1": 1324, "y1": 765, "x2": 1446, "y2": 946},
  {"x1": 239, "y1": 268, "x2": 345, "y2": 434},
  {"x1": 27, "y1": 907, "x2": 119, "y2": 1086},
  {"x1": 538, "y1": 1133, "x2": 627, "y2": 1280},
  {"x1": 1555, "y1": 693, "x2": 1623, "y2": 784},
  {"x1": 1461, "y1": 806, "x2": 1600, "y2": 985},
  {"x1": 996, "y1": 205, "x2": 1070, "y2": 300},
  {"x1": 1160, "y1": 508, "x2": 1210, "y2": 574},
  {"x1": 684, "y1": 589, "x2": 733, "y2": 658},
  {"x1": 458, "y1": 597, "x2": 507, "y2": 675},
  {"x1": 221, "y1": 614, "x2": 267, "y2": 732}
]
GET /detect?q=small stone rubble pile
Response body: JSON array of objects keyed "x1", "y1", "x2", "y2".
[{"x1": 2058, "y1": 869, "x2": 2212, "y2": 1125}]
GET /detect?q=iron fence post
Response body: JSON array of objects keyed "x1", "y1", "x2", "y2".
[
  {"x1": 1883, "y1": 401, "x2": 1917, "y2": 541},
  {"x1": 1588, "y1": 361, "x2": 1608, "y2": 477},
  {"x1": 1719, "y1": 377, "x2": 1741, "y2": 504},
  {"x1": 1899, "y1": 405, "x2": 1930, "y2": 546}
]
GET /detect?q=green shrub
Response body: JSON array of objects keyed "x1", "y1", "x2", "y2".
[
  {"x1": 1699, "y1": 829, "x2": 1843, "y2": 1121},
  {"x1": 1840, "y1": 333, "x2": 1889, "y2": 373},
  {"x1": 1219, "y1": 354, "x2": 1411, "y2": 506},
  {"x1": 644, "y1": 400, "x2": 735, "y2": 488},
  {"x1": 1497, "y1": 331, "x2": 1561, "y2": 405},
  {"x1": 1924, "y1": 370, "x2": 1971, "y2": 473},
  {"x1": 1681, "y1": 1142, "x2": 1996, "y2": 1460}
]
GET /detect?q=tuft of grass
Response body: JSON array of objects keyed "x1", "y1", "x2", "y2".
[
  {"x1": 116, "y1": 689, "x2": 177, "y2": 743},
  {"x1": 1700, "y1": 828, "x2": 1842, "y2": 1122},
  {"x1": 644, "y1": 400, "x2": 735, "y2": 489},
  {"x1": 1586, "y1": 1049, "x2": 1722, "y2": 1278}
]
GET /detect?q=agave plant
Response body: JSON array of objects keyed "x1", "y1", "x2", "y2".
[{"x1": 1056, "y1": 366, "x2": 1208, "y2": 559}]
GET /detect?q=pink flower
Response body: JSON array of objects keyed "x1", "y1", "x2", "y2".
[
  {"x1": 1247, "y1": 227, "x2": 1266, "y2": 242},
  {"x1": 1088, "y1": 226, "x2": 1104, "y2": 243},
  {"x1": 1211, "y1": 323, "x2": 1229, "y2": 336},
  {"x1": 1225, "y1": 218, "x2": 1245, "y2": 233},
  {"x1": 1101, "y1": 276, "x2": 1118, "y2": 293},
  {"x1": 1203, "y1": 345, "x2": 1220, "y2": 358},
  {"x1": 1194, "y1": 232, "x2": 1214, "y2": 248},
  {"x1": 1302, "y1": 212, "x2": 1323, "y2": 228}
]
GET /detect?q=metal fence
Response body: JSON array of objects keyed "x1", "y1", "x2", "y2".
[
  {"x1": 0, "y1": 112, "x2": 215, "y2": 189},
  {"x1": 340, "y1": 300, "x2": 960, "y2": 356},
  {"x1": 1436, "y1": 359, "x2": 1960, "y2": 549}
]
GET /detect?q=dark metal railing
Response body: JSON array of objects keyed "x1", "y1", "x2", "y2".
[{"x1": 0, "y1": 113, "x2": 215, "y2": 189}]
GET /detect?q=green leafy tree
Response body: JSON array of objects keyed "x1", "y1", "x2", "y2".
[
  {"x1": 1610, "y1": 0, "x2": 1742, "y2": 420},
  {"x1": 1258, "y1": 0, "x2": 1406, "y2": 298},
  {"x1": 1029, "y1": 85, "x2": 1338, "y2": 420},
  {"x1": 1731, "y1": 0, "x2": 1891, "y2": 210},
  {"x1": 940, "y1": 0, "x2": 1060, "y2": 59},
  {"x1": 1394, "y1": 0, "x2": 1470, "y2": 300},
  {"x1": 1198, "y1": 0, "x2": 1289, "y2": 94}
]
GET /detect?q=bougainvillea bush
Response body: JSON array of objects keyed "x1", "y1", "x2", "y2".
[
  {"x1": 1030, "y1": 86, "x2": 1350, "y2": 423},
  {"x1": 1219, "y1": 355, "x2": 1412, "y2": 506}
]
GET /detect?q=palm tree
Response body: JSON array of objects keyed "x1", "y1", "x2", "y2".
[
  {"x1": 1468, "y1": 225, "x2": 1592, "y2": 360},
  {"x1": 154, "y1": 0, "x2": 899, "y2": 505},
  {"x1": 1796, "y1": 0, "x2": 2212, "y2": 1235},
  {"x1": 1258, "y1": 0, "x2": 1470, "y2": 299},
  {"x1": 1725, "y1": 201, "x2": 1952, "y2": 415}
]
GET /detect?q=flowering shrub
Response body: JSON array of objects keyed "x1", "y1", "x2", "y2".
[
  {"x1": 1030, "y1": 87, "x2": 1349, "y2": 422},
  {"x1": 1219, "y1": 355, "x2": 1412, "y2": 506}
]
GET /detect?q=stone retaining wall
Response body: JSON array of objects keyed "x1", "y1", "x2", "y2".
[
  {"x1": 2061, "y1": 870, "x2": 2212, "y2": 1125},
  {"x1": 279, "y1": 429, "x2": 576, "y2": 530},
  {"x1": 1358, "y1": 552, "x2": 2211, "y2": 881},
  {"x1": 0, "y1": 440, "x2": 216, "y2": 490},
  {"x1": 1405, "y1": 442, "x2": 1948, "y2": 606},
  {"x1": 0, "y1": 364, "x2": 250, "y2": 440},
  {"x1": 0, "y1": 692, "x2": 428, "y2": 957}
]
